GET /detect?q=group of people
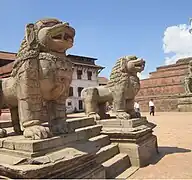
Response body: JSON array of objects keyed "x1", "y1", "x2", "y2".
[{"x1": 134, "y1": 99, "x2": 155, "y2": 116}]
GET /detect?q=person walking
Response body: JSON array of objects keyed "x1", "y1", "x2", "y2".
[{"x1": 149, "y1": 99, "x2": 155, "y2": 116}]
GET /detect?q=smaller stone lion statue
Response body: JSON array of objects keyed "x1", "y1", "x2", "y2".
[
  {"x1": 184, "y1": 60, "x2": 192, "y2": 94},
  {"x1": 81, "y1": 56, "x2": 145, "y2": 120},
  {"x1": 0, "y1": 18, "x2": 75, "y2": 139}
]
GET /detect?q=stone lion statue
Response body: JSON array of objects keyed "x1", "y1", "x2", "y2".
[
  {"x1": 184, "y1": 60, "x2": 192, "y2": 94},
  {"x1": 0, "y1": 18, "x2": 75, "y2": 139},
  {"x1": 81, "y1": 56, "x2": 145, "y2": 120}
]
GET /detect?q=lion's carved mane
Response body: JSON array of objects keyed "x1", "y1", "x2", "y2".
[{"x1": 106, "y1": 55, "x2": 140, "y2": 95}]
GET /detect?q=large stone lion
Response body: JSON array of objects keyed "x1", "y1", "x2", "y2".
[
  {"x1": 81, "y1": 56, "x2": 145, "y2": 120},
  {"x1": 0, "y1": 18, "x2": 75, "y2": 139}
]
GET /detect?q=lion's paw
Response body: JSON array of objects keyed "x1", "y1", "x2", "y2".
[
  {"x1": 88, "y1": 113, "x2": 101, "y2": 121},
  {"x1": 116, "y1": 111, "x2": 131, "y2": 120},
  {"x1": 0, "y1": 128, "x2": 7, "y2": 138},
  {"x1": 23, "y1": 125, "x2": 52, "y2": 140},
  {"x1": 51, "y1": 120, "x2": 69, "y2": 135}
]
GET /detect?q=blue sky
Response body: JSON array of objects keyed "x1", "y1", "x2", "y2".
[{"x1": 1, "y1": 0, "x2": 192, "y2": 78}]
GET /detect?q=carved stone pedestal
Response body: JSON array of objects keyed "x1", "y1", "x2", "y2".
[
  {"x1": 0, "y1": 117, "x2": 106, "y2": 179},
  {"x1": 178, "y1": 94, "x2": 192, "y2": 111},
  {"x1": 97, "y1": 117, "x2": 159, "y2": 167}
]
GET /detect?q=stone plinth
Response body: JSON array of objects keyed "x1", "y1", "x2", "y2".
[
  {"x1": 178, "y1": 94, "x2": 192, "y2": 112},
  {"x1": 136, "y1": 57, "x2": 192, "y2": 112},
  {"x1": 97, "y1": 117, "x2": 158, "y2": 167},
  {"x1": 0, "y1": 117, "x2": 106, "y2": 179}
]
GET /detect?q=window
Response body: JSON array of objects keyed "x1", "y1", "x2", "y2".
[
  {"x1": 87, "y1": 71, "x2": 92, "y2": 80},
  {"x1": 79, "y1": 100, "x2": 83, "y2": 110},
  {"x1": 67, "y1": 101, "x2": 72, "y2": 106},
  {"x1": 69, "y1": 87, "x2": 73, "y2": 96},
  {"x1": 77, "y1": 70, "x2": 82, "y2": 79},
  {"x1": 78, "y1": 87, "x2": 84, "y2": 97}
]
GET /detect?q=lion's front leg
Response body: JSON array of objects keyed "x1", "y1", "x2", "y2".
[
  {"x1": 17, "y1": 67, "x2": 51, "y2": 140},
  {"x1": 112, "y1": 91, "x2": 131, "y2": 120},
  {"x1": 81, "y1": 87, "x2": 101, "y2": 120},
  {"x1": 98, "y1": 103, "x2": 110, "y2": 119},
  {"x1": 125, "y1": 99, "x2": 140, "y2": 118},
  {"x1": 10, "y1": 108, "x2": 22, "y2": 135},
  {"x1": 47, "y1": 95, "x2": 69, "y2": 135}
]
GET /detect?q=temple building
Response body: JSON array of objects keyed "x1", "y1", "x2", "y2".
[
  {"x1": 98, "y1": 76, "x2": 108, "y2": 86},
  {"x1": 0, "y1": 51, "x2": 104, "y2": 113},
  {"x1": 136, "y1": 57, "x2": 191, "y2": 112}
]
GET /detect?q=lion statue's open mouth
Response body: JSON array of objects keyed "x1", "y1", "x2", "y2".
[{"x1": 34, "y1": 19, "x2": 75, "y2": 52}]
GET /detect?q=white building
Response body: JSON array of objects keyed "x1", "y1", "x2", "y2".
[
  {"x1": 66, "y1": 54, "x2": 104, "y2": 113},
  {"x1": 0, "y1": 51, "x2": 105, "y2": 113}
]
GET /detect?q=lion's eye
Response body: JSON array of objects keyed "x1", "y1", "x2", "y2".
[{"x1": 44, "y1": 22, "x2": 58, "y2": 27}]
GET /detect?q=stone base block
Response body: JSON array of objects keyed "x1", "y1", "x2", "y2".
[
  {"x1": 117, "y1": 135, "x2": 158, "y2": 167},
  {"x1": 98, "y1": 117, "x2": 159, "y2": 167},
  {"x1": 0, "y1": 154, "x2": 105, "y2": 179},
  {"x1": 0, "y1": 116, "x2": 106, "y2": 179},
  {"x1": 178, "y1": 94, "x2": 192, "y2": 112}
]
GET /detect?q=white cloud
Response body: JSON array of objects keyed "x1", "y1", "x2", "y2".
[
  {"x1": 163, "y1": 23, "x2": 192, "y2": 65},
  {"x1": 137, "y1": 72, "x2": 149, "y2": 80}
]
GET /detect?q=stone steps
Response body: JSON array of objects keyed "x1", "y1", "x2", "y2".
[
  {"x1": 0, "y1": 116, "x2": 135, "y2": 179},
  {"x1": 0, "y1": 124, "x2": 103, "y2": 157},
  {"x1": 116, "y1": 166, "x2": 139, "y2": 179},
  {"x1": 96, "y1": 144, "x2": 119, "y2": 163},
  {"x1": 75, "y1": 124, "x2": 102, "y2": 139},
  {"x1": 67, "y1": 116, "x2": 96, "y2": 130},
  {"x1": 89, "y1": 134, "x2": 110, "y2": 147},
  {"x1": 102, "y1": 153, "x2": 131, "y2": 178}
]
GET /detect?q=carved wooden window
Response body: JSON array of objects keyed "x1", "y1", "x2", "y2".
[
  {"x1": 69, "y1": 87, "x2": 73, "y2": 96},
  {"x1": 67, "y1": 101, "x2": 72, "y2": 106},
  {"x1": 79, "y1": 100, "x2": 83, "y2": 110},
  {"x1": 77, "y1": 70, "x2": 82, "y2": 79},
  {"x1": 87, "y1": 71, "x2": 92, "y2": 80},
  {"x1": 78, "y1": 87, "x2": 84, "y2": 97}
]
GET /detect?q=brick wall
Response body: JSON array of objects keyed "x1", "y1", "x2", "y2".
[{"x1": 136, "y1": 58, "x2": 191, "y2": 112}]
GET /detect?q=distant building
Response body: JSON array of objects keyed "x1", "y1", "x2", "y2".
[
  {"x1": 98, "y1": 76, "x2": 108, "y2": 86},
  {"x1": 0, "y1": 51, "x2": 104, "y2": 113},
  {"x1": 135, "y1": 57, "x2": 192, "y2": 112}
]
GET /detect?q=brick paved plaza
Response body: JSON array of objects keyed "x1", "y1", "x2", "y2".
[
  {"x1": 130, "y1": 112, "x2": 192, "y2": 179},
  {"x1": 1, "y1": 112, "x2": 192, "y2": 178},
  {"x1": 69, "y1": 112, "x2": 192, "y2": 179}
]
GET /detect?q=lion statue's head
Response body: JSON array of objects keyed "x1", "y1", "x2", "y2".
[
  {"x1": 106, "y1": 55, "x2": 145, "y2": 90},
  {"x1": 11, "y1": 18, "x2": 75, "y2": 76}
]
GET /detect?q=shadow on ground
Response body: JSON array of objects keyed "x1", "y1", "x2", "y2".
[{"x1": 150, "y1": 146, "x2": 191, "y2": 165}]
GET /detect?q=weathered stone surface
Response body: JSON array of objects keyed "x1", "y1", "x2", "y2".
[
  {"x1": 102, "y1": 153, "x2": 131, "y2": 178},
  {"x1": 81, "y1": 56, "x2": 145, "y2": 120},
  {"x1": 118, "y1": 135, "x2": 158, "y2": 167},
  {"x1": 0, "y1": 127, "x2": 107, "y2": 178},
  {"x1": 96, "y1": 144, "x2": 119, "y2": 164},
  {"x1": 97, "y1": 116, "x2": 148, "y2": 128},
  {"x1": 0, "y1": 153, "x2": 104, "y2": 179},
  {"x1": 0, "y1": 18, "x2": 76, "y2": 140},
  {"x1": 0, "y1": 124, "x2": 102, "y2": 156},
  {"x1": 98, "y1": 117, "x2": 158, "y2": 167},
  {"x1": 178, "y1": 94, "x2": 192, "y2": 111}
]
